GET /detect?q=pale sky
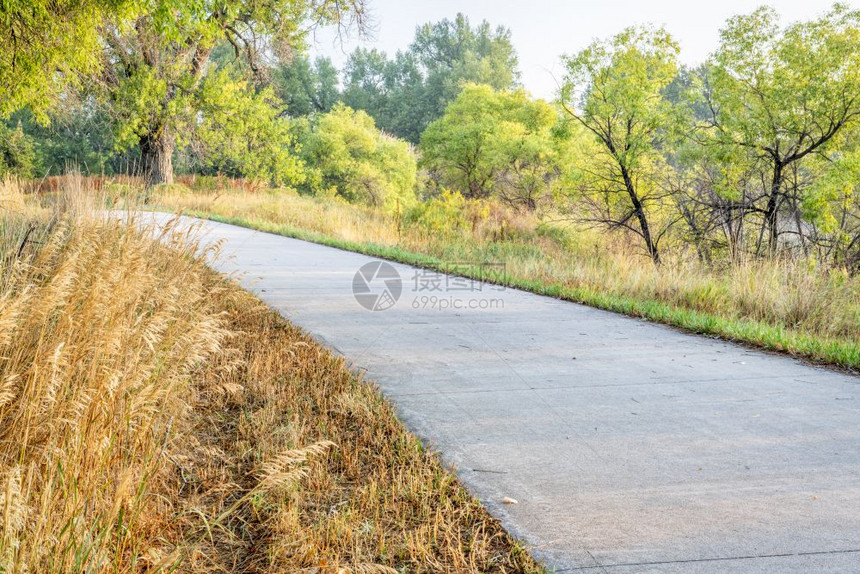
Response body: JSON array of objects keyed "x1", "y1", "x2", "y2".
[{"x1": 309, "y1": 0, "x2": 854, "y2": 100}]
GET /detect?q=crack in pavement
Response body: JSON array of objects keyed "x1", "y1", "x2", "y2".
[{"x1": 560, "y1": 548, "x2": 860, "y2": 572}]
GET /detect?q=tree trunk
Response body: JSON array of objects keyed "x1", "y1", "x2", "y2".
[
  {"x1": 620, "y1": 165, "x2": 660, "y2": 264},
  {"x1": 140, "y1": 129, "x2": 175, "y2": 188},
  {"x1": 759, "y1": 162, "x2": 783, "y2": 255}
]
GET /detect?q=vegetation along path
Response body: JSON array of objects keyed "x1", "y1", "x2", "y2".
[{"x1": 155, "y1": 213, "x2": 860, "y2": 573}]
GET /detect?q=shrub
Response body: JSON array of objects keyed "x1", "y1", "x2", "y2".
[
  {"x1": 404, "y1": 189, "x2": 469, "y2": 237},
  {"x1": 297, "y1": 104, "x2": 418, "y2": 211},
  {"x1": 0, "y1": 123, "x2": 37, "y2": 179},
  {"x1": 405, "y1": 190, "x2": 538, "y2": 242},
  {"x1": 420, "y1": 84, "x2": 564, "y2": 209}
]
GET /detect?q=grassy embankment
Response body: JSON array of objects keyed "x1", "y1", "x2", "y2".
[
  {"x1": 0, "y1": 178, "x2": 542, "y2": 573},
  {"x1": 156, "y1": 184, "x2": 859, "y2": 371}
]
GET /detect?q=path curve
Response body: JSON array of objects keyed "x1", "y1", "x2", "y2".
[{"x1": 156, "y1": 214, "x2": 860, "y2": 573}]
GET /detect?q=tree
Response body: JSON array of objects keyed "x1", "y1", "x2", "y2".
[
  {"x1": 6, "y1": 102, "x2": 132, "y2": 176},
  {"x1": 0, "y1": 0, "x2": 126, "y2": 120},
  {"x1": 271, "y1": 55, "x2": 339, "y2": 117},
  {"x1": 341, "y1": 48, "x2": 392, "y2": 122},
  {"x1": 341, "y1": 14, "x2": 520, "y2": 142},
  {"x1": 701, "y1": 4, "x2": 860, "y2": 254},
  {"x1": 560, "y1": 26, "x2": 681, "y2": 263},
  {"x1": 341, "y1": 49, "x2": 427, "y2": 142},
  {"x1": 296, "y1": 104, "x2": 417, "y2": 210},
  {"x1": 412, "y1": 14, "x2": 519, "y2": 121},
  {"x1": 98, "y1": 0, "x2": 366, "y2": 186},
  {"x1": 191, "y1": 70, "x2": 306, "y2": 186},
  {"x1": 420, "y1": 84, "x2": 562, "y2": 209},
  {"x1": 801, "y1": 138, "x2": 860, "y2": 266}
]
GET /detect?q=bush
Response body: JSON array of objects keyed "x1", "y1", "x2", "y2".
[
  {"x1": 405, "y1": 190, "x2": 538, "y2": 242},
  {"x1": 0, "y1": 123, "x2": 37, "y2": 179},
  {"x1": 420, "y1": 84, "x2": 564, "y2": 209},
  {"x1": 297, "y1": 104, "x2": 418, "y2": 211},
  {"x1": 404, "y1": 189, "x2": 469, "y2": 237}
]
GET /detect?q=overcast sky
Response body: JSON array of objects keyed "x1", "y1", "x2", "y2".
[{"x1": 308, "y1": 0, "x2": 854, "y2": 100}]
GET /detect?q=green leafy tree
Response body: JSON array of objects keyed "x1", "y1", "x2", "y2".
[
  {"x1": 560, "y1": 26, "x2": 681, "y2": 263},
  {"x1": 98, "y1": 0, "x2": 366, "y2": 186},
  {"x1": 0, "y1": 0, "x2": 126, "y2": 119},
  {"x1": 701, "y1": 4, "x2": 860, "y2": 254},
  {"x1": 341, "y1": 49, "x2": 428, "y2": 142},
  {"x1": 341, "y1": 49, "x2": 393, "y2": 122},
  {"x1": 342, "y1": 14, "x2": 520, "y2": 142},
  {"x1": 420, "y1": 84, "x2": 562, "y2": 209},
  {"x1": 7, "y1": 103, "x2": 129, "y2": 176},
  {"x1": 297, "y1": 104, "x2": 417, "y2": 209},
  {"x1": 270, "y1": 55, "x2": 339, "y2": 117},
  {"x1": 192, "y1": 70, "x2": 305, "y2": 186},
  {"x1": 412, "y1": 14, "x2": 519, "y2": 120},
  {"x1": 210, "y1": 42, "x2": 338, "y2": 117}
]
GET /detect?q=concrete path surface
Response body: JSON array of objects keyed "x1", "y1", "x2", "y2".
[{"x1": 155, "y1": 214, "x2": 860, "y2": 573}]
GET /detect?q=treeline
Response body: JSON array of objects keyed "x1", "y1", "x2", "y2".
[
  {"x1": 0, "y1": 11, "x2": 515, "y2": 183},
  {"x1": 1, "y1": 3, "x2": 859, "y2": 267}
]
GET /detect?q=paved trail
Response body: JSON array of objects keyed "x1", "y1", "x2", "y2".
[{"x1": 159, "y1": 214, "x2": 860, "y2": 573}]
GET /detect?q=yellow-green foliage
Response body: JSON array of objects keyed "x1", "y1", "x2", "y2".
[
  {"x1": 297, "y1": 104, "x2": 418, "y2": 211},
  {"x1": 405, "y1": 189, "x2": 470, "y2": 236},
  {"x1": 195, "y1": 69, "x2": 306, "y2": 186},
  {"x1": 560, "y1": 25, "x2": 680, "y2": 262},
  {"x1": 420, "y1": 84, "x2": 563, "y2": 207},
  {"x1": 405, "y1": 189, "x2": 538, "y2": 242},
  {"x1": 0, "y1": 0, "x2": 126, "y2": 119},
  {"x1": 0, "y1": 124, "x2": 37, "y2": 179},
  {"x1": 692, "y1": 4, "x2": 860, "y2": 254}
]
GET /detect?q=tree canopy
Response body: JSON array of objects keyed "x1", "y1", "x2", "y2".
[
  {"x1": 0, "y1": 0, "x2": 128, "y2": 120},
  {"x1": 421, "y1": 84, "x2": 563, "y2": 210},
  {"x1": 341, "y1": 13, "x2": 520, "y2": 142},
  {"x1": 192, "y1": 70, "x2": 305, "y2": 186},
  {"x1": 271, "y1": 55, "x2": 340, "y2": 117},
  {"x1": 296, "y1": 104, "x2": 418, "y2": 210},
  {"x1": 560, "y1": 26, "x2": 681, "y2": 263},
  {"x1": 700, "y1": 3, "x2": 860, "y2": 254},
  {"x1": 94, "y1": 0, "x2": 366, "y2": 185}
]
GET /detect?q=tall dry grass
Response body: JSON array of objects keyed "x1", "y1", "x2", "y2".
[
  {"x1": 0, "y1": 179, "x2": 230, "y2": 571},
  {"x1": 0, "y1": 179, "x2": 53, "y2": 273},
  {"x1": 0, "y1": 178, "x2": 542, "y2": 572}
]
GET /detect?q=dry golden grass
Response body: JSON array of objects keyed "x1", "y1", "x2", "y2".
[
  {"x1": 178, "y1": 284, "x2": 541, "y2": 573},
  {"x1": 0, "y1": 178, "x2": 542, "y2": 573},
  {"x1": 0, "y1": 179, "x2": 54, "y2": 272},
  {"x1": 0, "y1": 200, "x2": 228, "y2": 571}
]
